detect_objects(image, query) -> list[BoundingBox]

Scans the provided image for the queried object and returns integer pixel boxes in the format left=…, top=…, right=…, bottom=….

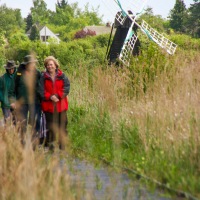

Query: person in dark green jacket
left=14, top=55, right=41, bottom=143
left=0, top=60, right=17, bottom=124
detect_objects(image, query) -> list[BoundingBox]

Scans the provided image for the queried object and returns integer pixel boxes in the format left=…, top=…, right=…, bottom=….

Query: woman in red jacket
left=39, top=56, right=70, bottom=151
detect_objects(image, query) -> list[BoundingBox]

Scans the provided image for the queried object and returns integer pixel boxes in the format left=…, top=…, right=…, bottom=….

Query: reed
left=0, top=123, right=92, bottom=199
left=69, top=49, right=200, bottom=197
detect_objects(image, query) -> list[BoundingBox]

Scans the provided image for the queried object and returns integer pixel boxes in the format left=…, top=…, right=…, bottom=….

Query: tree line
left=0, top=0, right=102, bottom=42
left=0, top=0, right=199, bottom=43
left=169, top=0, right=200, bottom=38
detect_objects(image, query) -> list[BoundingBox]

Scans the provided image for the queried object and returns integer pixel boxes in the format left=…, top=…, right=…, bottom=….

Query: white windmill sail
left=118, top=17, right=138, bottom=66
left=118, top=30, right=138, bottom=66
left=140, top=20, right=177, bottom=55
left=114, top=0, right=148, bottom=25
left=105, top=0, right=178, bottom=66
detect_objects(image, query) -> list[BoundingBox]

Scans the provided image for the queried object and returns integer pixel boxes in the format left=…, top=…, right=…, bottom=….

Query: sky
left=0, top=0, right=194, bottom=22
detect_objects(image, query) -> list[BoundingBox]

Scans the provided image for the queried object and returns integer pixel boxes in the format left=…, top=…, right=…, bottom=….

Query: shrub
left=74, top=28, right=96, bottom=39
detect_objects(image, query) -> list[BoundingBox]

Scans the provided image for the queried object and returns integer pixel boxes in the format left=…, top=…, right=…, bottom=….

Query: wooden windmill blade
left=119, top=20, right=138, bottom=66
left=106, top=0, right=178, bottom=66
left=113, top=0, right=148, bottom=25
left=119, top=30, right=138, bottom=66
left=140, top=20, right=177, bottom=55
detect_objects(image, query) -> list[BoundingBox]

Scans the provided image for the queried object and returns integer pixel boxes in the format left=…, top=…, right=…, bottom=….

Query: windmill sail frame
left=107, top=0, right=177, bottom=66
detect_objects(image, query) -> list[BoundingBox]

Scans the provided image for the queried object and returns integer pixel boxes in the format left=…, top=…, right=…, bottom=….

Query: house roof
left=26, top=24, right=60, bottom=42
left=39, top=26, right=60, bottom=41
left=84, top=25, right=113, bottom=35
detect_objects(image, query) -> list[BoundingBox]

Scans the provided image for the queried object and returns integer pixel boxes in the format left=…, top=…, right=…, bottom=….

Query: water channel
left=59, top=156, right=178, bottom=200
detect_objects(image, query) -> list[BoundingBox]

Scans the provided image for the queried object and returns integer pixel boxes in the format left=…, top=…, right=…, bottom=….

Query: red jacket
left=39, top=69, right=70, bottom=113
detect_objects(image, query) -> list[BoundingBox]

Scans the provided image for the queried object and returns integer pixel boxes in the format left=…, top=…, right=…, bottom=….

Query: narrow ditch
left=59, top=157, right=175, bottom=200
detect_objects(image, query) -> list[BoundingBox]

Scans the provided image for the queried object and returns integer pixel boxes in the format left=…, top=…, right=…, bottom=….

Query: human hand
left=50, top=95, right=59, bottom=102
left=10, top=103, right=16, bottom=109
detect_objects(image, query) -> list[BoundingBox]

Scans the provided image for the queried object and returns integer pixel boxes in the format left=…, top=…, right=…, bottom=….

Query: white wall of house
left=40, top=26, right=61, bottom=44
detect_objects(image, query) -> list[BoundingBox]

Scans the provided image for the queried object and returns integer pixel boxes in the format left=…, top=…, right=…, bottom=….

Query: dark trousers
left=43, top=111, right=68, bottom=148
left=16, top=103, right=41, bottom=135
left=2, top=107, right=16, bottom=125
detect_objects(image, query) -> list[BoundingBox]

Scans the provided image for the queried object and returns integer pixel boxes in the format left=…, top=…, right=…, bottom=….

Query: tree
left=29, top=24, right=40, bottom=41
left=186, top=0, right=200, bottom=37
left=51, top=0, right=75, bottom=26
left=47, top=1, right=102, bottom=41
left=57, top=0, right=69, bottom=8
left=0, top=4, right=25, bottom=37
left=25, top=13, right=33, bottom=32
left=140, top=7, right=168, bottom=33
left=0, top=31, right=6, bottom=46
left=80, top=3, right=102, bottom=26
left=9, top=32, right=29, bottom=45
left=30, top=0, right=51, bottom=25
left=169, top=0, right=188, bottom=32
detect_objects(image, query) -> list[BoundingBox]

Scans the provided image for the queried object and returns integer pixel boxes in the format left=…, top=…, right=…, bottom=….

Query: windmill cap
left=21, top=55, right=38, bottom=65
left=4, top=60, right=17, bottom=69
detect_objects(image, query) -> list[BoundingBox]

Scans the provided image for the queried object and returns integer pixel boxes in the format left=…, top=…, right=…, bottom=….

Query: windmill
left=105, top=0, right=177, bottom=66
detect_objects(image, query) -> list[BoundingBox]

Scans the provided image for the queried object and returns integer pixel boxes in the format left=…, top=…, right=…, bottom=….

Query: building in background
left=27, top=25, right=61, bottom=44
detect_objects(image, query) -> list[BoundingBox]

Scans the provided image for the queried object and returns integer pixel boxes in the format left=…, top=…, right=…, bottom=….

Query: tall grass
left=0, top=46, right=199, bottom=198
left=0, top=124, right=91, bottom=200
left=68, top=49, right=200, bottom=198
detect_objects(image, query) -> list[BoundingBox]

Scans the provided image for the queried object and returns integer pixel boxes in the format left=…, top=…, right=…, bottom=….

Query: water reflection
left=60, top=158, right=172, bottom=200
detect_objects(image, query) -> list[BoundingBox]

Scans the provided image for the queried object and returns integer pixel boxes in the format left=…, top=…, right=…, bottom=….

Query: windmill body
left=107, top=11, right=140, bottom=65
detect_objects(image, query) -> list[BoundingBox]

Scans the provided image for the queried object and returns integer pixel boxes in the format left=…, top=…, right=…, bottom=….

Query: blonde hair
left=44, top=56, right=60, bottom=68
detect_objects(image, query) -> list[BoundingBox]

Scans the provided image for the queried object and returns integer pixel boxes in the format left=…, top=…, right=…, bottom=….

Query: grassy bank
left=68, top=49, right=200, bottom=198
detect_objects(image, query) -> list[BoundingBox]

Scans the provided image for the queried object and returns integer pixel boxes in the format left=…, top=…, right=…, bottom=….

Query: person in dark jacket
left=39, top=56, right=70, bottom=152
left=14, top=55, right=41, bottom=144
left=0, top=60, right=17, bottom=124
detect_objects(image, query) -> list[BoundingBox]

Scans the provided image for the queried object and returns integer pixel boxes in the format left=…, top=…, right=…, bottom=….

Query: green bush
left=170, top=34, right=200, bottom=50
